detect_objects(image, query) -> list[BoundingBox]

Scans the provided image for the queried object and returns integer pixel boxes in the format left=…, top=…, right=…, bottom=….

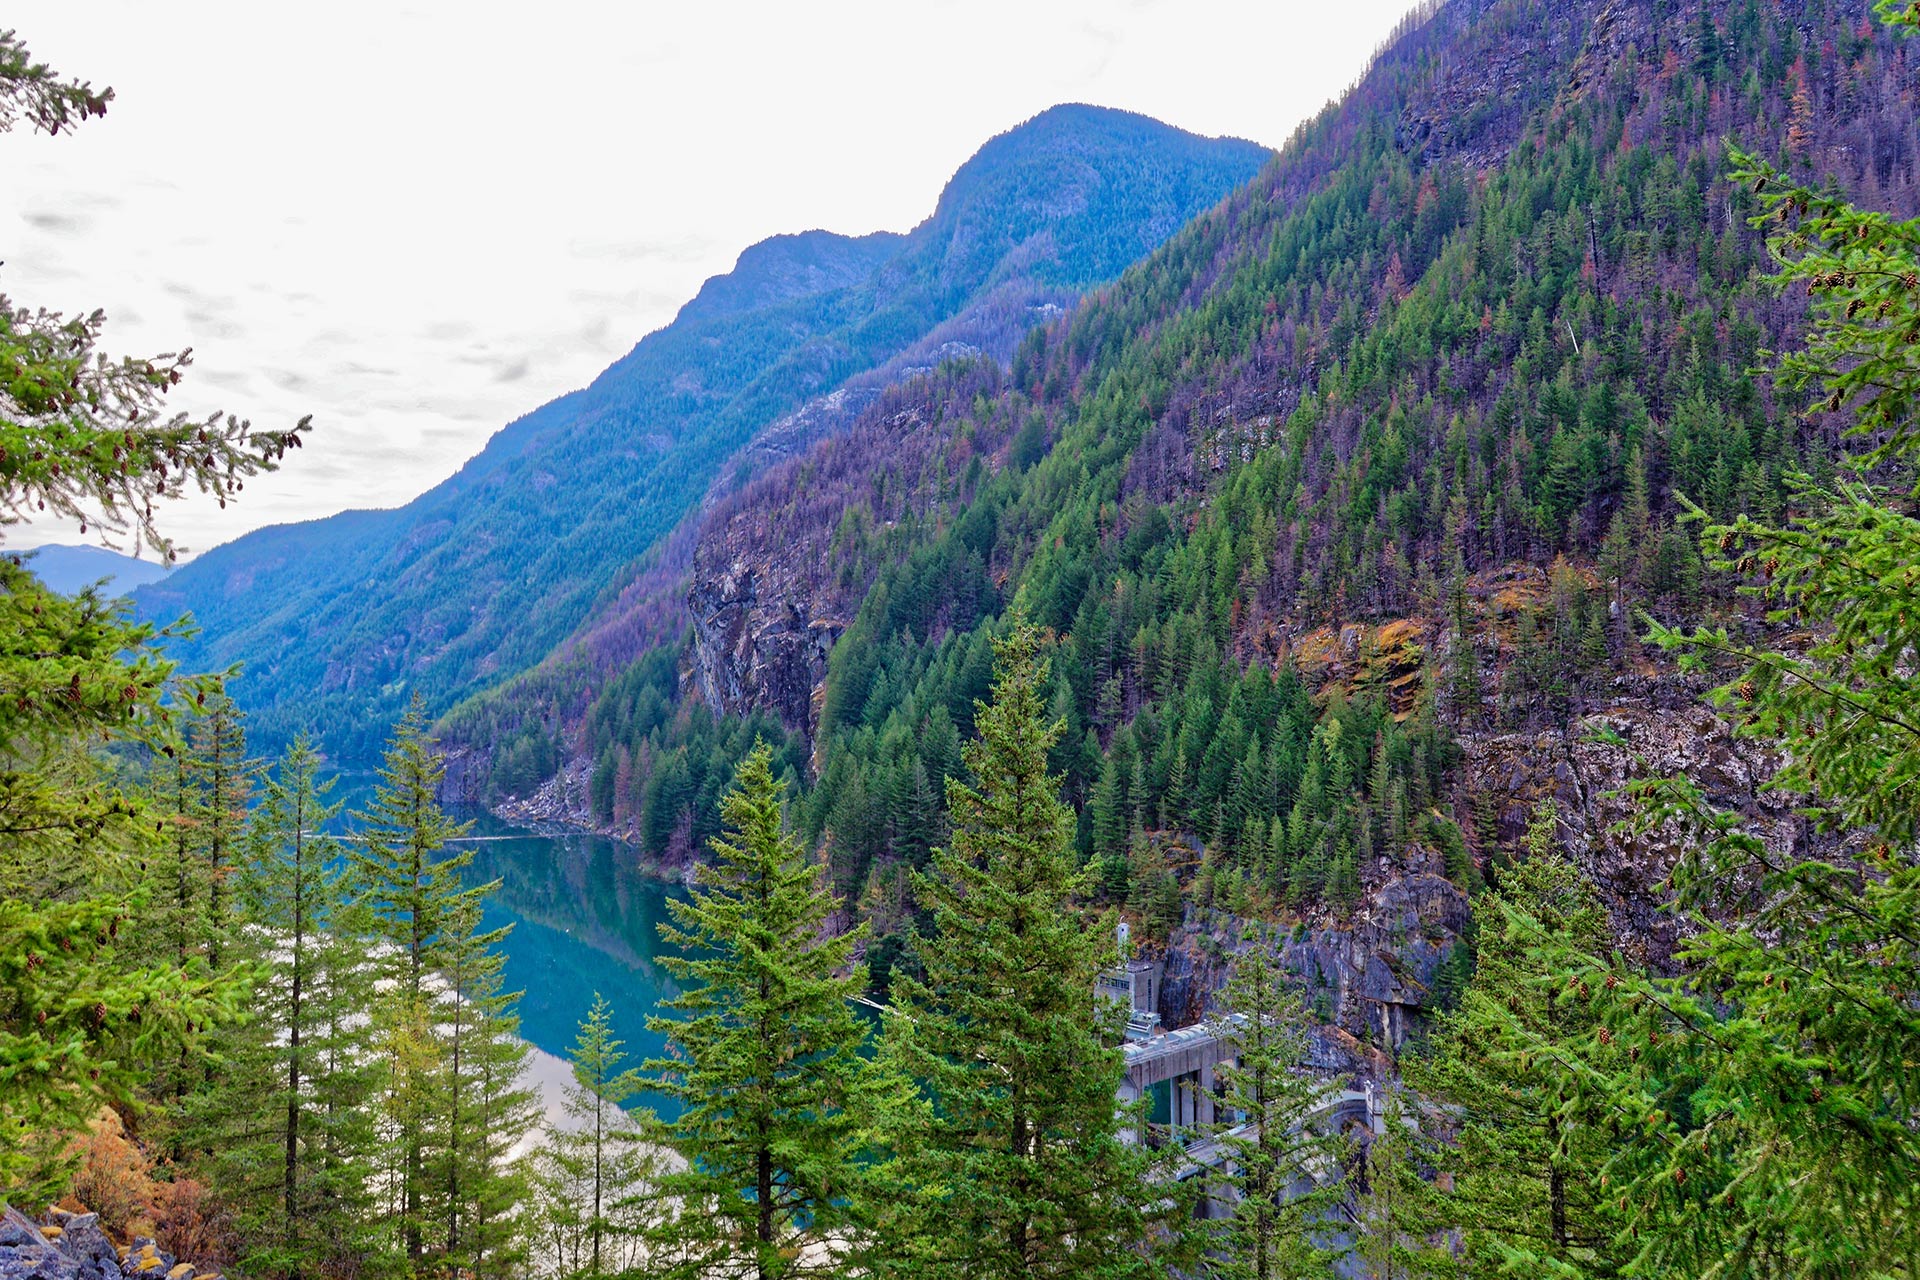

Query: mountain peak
left=677, top=229, right=906, bottom=327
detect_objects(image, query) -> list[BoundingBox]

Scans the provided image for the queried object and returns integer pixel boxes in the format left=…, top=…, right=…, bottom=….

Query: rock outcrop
left=685, top=552, right=849, bottom=742
left=0, top=1208, right=214, bottom=1280
left=1157, top=861, right=1472, bottom=1083
left=1460, top=698, right=1803, bottom=968
left=1153, top=681, right=1809, bottom=1081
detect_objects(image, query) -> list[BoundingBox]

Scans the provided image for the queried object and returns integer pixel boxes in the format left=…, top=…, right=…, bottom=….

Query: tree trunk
left=757, top=1146, right=774, bottom=1280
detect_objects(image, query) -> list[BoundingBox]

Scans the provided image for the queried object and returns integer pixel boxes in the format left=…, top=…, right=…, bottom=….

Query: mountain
left=442, top=0, right=1920, bottom=1061
left=137, top=105, right=1272, bottom=760
left=21, top=543, right=172, bottom=596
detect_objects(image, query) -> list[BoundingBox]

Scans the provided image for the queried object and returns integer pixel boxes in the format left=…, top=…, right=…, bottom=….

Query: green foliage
left=874, top=620, right=1180, bottom=1278
left=1349, top=1094, right=1456, bottom=1280
left=1200, top=935, right=1348, bottom=1280
left=0, top=28, right=298, bottom=1199
left=0, top=34, right=305, bottom=560
left=1409, top=804, right=1626, bottom=1278
left=350, top=698, right=535, bottom=1272
left=1462, top=35, right=1920, bottom=1274
left=153, top=111, right=1269, bottom=762
left=205, top=736, right=387, bottom=1279
left=700, top=0, right=1892, bottom=977
left=646, top=743, right=871, bottom=1279
left=529, top=995, right=663, bottom=1280
left=433, top=893, right=538, bottom=1280
left=351, top=696, right=485, bottom=1004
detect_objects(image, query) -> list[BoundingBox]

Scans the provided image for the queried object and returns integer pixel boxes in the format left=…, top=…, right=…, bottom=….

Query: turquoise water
left=453, top=811, right=689, bottom=1115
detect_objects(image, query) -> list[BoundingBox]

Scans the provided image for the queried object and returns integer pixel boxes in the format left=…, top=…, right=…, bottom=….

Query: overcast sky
left=5, top=0, right=1421, bottom=557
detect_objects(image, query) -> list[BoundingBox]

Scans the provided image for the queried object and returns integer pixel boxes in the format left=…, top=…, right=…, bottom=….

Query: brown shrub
left=150, top=1177, right=237, bottom=1273
left=67, top=1108, right=157, bottom=1239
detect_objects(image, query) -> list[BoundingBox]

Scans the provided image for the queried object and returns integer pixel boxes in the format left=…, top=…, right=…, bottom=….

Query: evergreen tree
left=161, top=695, right=258, bottom=1154
left=1200, top=935, right=1347, bottom=1280
left=217, top=736, right=386, bottom=1279
left=189, top=694, right=252, bottom=972
left=0, top=25, right=304, bottom=1194
left=1483, top=127, right=1920, bottom=1280
left=1349, top=1095, right=1454, bottom=1280
left=350, top=695, right=487, bottom=1266
left=431, top=893, right=536, bottom=1279
left=646, top=742, right=871, bottom=1280
left=531, top=995, right=663, bottom=1279
left=1409, top=803, right=1624, bottom=1277
left=876, top=619, right=1179, bottom=1278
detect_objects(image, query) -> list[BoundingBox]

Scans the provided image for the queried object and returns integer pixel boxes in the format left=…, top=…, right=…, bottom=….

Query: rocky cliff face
left=1156, top=866, right=1471, bottom=1083
left=1153, top=687, right=1806, bottom=1082
left=1460, top=697, right=1803, bottom=968
left=685, top=552, right=850, bottom=741
left=683, top=365, right=1016, bottom=749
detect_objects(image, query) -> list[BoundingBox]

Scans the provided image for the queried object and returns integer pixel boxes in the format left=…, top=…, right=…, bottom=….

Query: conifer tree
left=432, top=892, right=536, bottom=1279
left=1200, top=935, right=1347, bottom=1280
left=216, top=736, right=386, bottom=1279
left=1408, top=803, right=1624, bottom=1277
left=161, top=695, right=258, bottom=1158
left=532, top=995, right=663, bottom=1279
left=351, top=695, right=489, bottom=1265
left=0, top=28, right=303, bottom=1197
left=1480, top=120, right=1920, bottom=1278
left=1349, top=1095, right=1453, bottom=1280
left=188, top=695, right=252, bottom=972
left=646, top=742, right=871, bottom=1280
left=876, top=618, right=1178, bottom=1279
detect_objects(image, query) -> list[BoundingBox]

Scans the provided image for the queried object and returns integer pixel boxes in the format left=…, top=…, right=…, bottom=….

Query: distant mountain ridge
left=138, top=104, right=1271, bottom=759
left=21, top=544, right=171, bottom=597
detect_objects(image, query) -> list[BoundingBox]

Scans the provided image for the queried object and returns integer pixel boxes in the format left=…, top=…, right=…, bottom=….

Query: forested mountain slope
left=445, top=0, right=1920, bottom=1032
left=137, top=105, right=1270, bottom=760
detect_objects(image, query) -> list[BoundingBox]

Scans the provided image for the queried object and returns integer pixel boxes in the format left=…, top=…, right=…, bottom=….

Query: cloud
left=198, top=368, right=255, bottom=393
left=0, top=0, right=1422, bottom=554
left=565, top=286, right=636, bottom=310
left=566, top=233, right=715, bottom=264
left=183, top=306, right=244, bottom=340
left=577, top=314, right=613, bottom=349
left=23, top=209, right=89, bottom=235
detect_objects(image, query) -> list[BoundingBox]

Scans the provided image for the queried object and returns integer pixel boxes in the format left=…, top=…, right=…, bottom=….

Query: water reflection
left=453, top=810, right=688, bottom=1118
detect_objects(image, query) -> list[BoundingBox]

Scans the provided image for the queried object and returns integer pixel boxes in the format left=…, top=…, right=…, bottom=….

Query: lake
left=448, top=808, right=690, bottom=1121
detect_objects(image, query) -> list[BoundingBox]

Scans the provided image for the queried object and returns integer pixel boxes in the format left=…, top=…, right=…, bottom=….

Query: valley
left=7, top=0, right=1920, bottom=1275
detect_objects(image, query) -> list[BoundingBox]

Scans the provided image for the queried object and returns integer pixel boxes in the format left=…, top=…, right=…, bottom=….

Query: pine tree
left=217, top=736, right=386, bottom=1279
left=0, top=31, right=305, bottom=1190
left=646, top=742, right=871, bottom=1280
left=189, top=694, right=252, bottom=973
left=1349, top=1094, right=1454, bottom=1280
left=1479, top=127, right=1920, bottom=1279
left=1200, top=935, right=1347, bottom=1280
left=350, top=695, right=487, bottom=1266
left=162, top=695, right=257, bottom=1157
left=1408, top=803, right=1624, bottom=1277
left=432, top=893, right=536, bottom=1279
left=531, top=995, right=663, bottom=1279
left=875, top=619, right=1179, bottom=1278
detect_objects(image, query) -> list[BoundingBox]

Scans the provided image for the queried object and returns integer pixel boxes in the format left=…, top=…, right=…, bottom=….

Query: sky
left=5, top=0, right=1423, bottom=558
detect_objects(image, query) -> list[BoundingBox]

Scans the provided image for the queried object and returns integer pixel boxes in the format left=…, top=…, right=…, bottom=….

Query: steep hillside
left=448, top=0, right=1920, bottom=1058
left=139, top=105, right=1270, bottom=760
